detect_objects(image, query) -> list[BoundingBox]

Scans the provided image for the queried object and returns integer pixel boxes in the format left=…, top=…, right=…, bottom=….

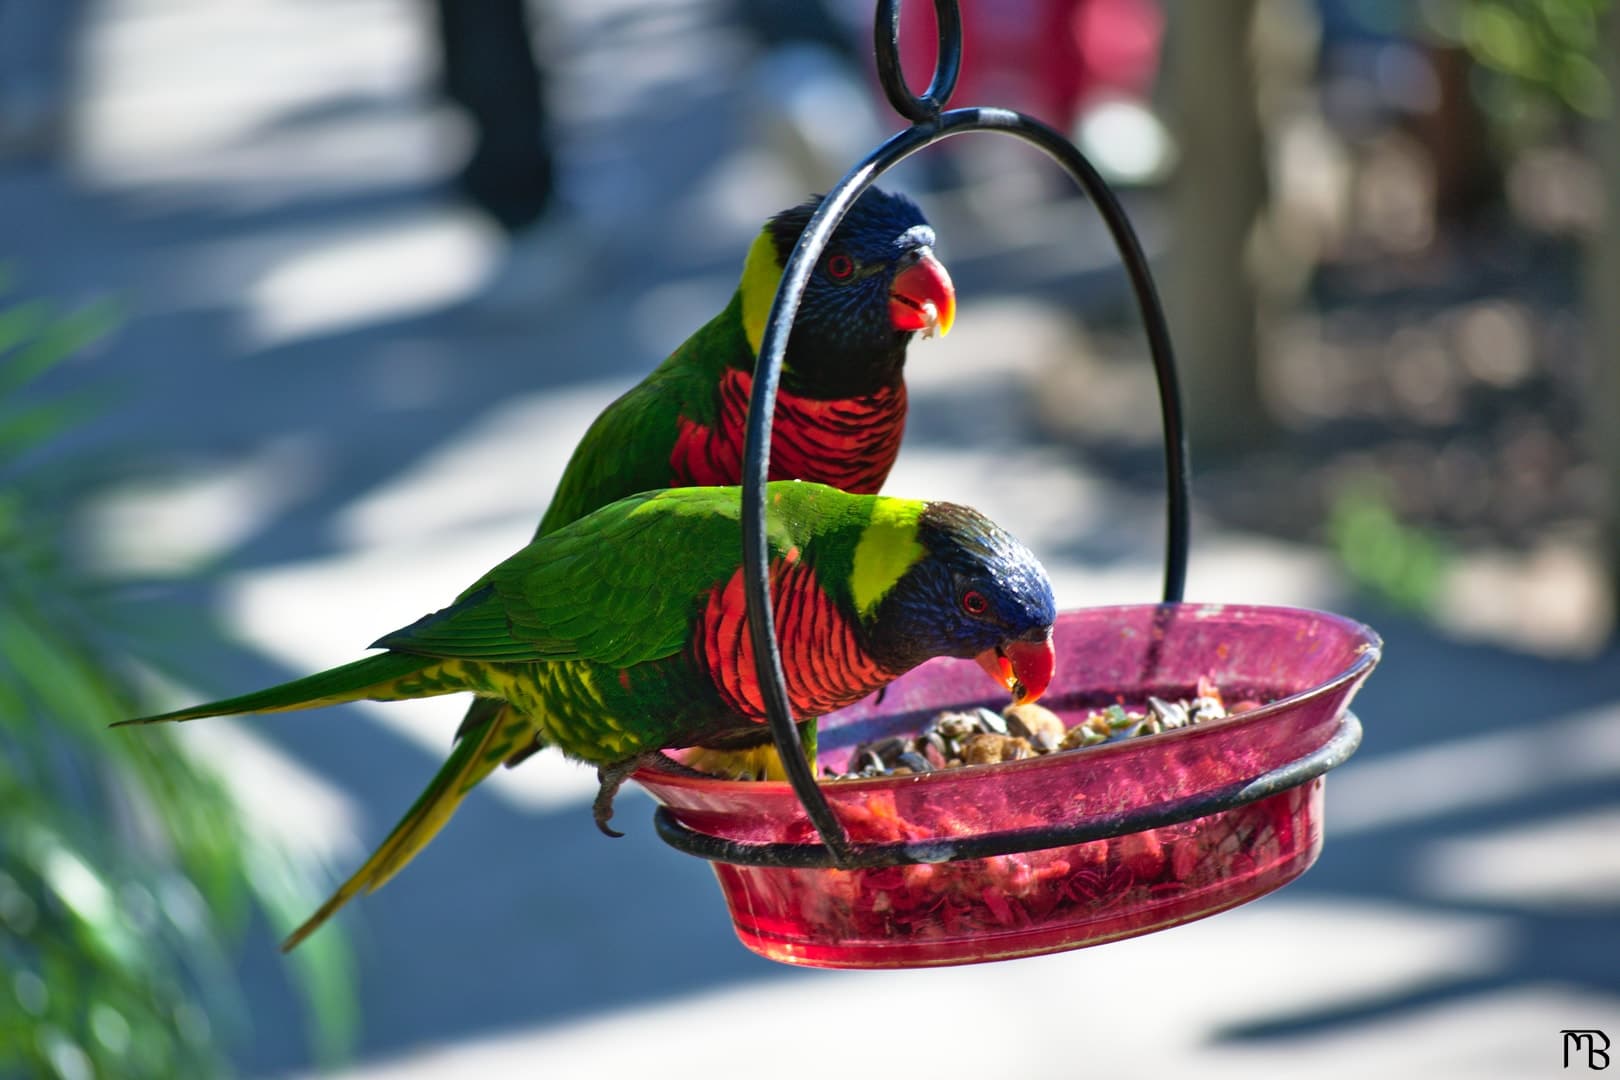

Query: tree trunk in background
left=1162, top=0, right=1271, bottom=455
left=1596, top=5, right=1620, bottom=630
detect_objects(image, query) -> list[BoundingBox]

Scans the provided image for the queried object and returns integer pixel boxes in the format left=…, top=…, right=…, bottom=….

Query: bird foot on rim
left=593, top=753, right=658, bottom=838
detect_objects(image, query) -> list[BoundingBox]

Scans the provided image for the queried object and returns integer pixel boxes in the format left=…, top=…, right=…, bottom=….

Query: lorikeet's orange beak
left=889, top=248, right=955, bottom=338
left=975, top=632, right=1055, bottom=705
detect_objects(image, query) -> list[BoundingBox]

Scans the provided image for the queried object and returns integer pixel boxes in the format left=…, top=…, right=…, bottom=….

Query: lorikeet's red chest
left=670, top=368, right=906, bottom=496
left=693, top=553, right=891, bottom=720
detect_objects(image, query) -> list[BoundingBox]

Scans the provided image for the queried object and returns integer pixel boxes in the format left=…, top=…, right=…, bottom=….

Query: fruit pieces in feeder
left=835, top=676, right=1263, bottom=779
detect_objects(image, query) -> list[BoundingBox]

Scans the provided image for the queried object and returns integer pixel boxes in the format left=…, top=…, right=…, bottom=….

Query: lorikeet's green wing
left=284, top=487, right=814, bottom=952
left=262, top=526, right=693, bottom=957
left=534, top=298, right=749, bottom=538
left=383, top=485, right=796, bottom=668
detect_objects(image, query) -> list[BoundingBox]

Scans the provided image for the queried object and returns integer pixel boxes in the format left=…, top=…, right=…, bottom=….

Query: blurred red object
left=897, top=0, right=1163, bottom=130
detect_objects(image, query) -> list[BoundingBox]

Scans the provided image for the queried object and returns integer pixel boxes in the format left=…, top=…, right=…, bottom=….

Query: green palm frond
left=0, top=272, right=356, bottom=1078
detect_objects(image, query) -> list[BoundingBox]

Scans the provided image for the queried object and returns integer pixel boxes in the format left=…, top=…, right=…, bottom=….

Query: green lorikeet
left=118, top=482, right=1056, bottom=950
left=457, top=186, right=958, bottom=777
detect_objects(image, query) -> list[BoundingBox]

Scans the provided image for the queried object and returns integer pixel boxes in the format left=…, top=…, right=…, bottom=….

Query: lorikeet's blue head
left=744, top=187, right=956, bottom=398
left=863, top=500, right=1057, bottom=704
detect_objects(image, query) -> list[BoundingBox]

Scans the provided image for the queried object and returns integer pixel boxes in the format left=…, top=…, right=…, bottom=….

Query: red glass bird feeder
left=633, top=0, right=1381, bottom=968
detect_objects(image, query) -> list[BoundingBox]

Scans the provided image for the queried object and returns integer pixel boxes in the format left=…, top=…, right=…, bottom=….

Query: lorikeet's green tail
left=113, top=652, right=442, bottom=726
left=112, top=652, right=534, bottom=951
left=280, top=702, right=531, bottom=952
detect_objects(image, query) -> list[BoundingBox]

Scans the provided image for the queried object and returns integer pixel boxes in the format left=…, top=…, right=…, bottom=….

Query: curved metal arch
left=738, top=2, right=1191, bottom=868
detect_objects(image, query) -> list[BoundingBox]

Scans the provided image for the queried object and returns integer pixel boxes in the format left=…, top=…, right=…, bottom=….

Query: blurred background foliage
left=1326, top=479, right=1453, bottom=611
left=0, top=269, right=355, bottom=1078
left=1431, top=0, right=1611, bottom=121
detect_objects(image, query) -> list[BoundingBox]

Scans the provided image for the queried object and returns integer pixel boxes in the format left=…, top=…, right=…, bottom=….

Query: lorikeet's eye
left=826, top=253, right=855, bottom=281
left=960, top=590, right=989, bottom=616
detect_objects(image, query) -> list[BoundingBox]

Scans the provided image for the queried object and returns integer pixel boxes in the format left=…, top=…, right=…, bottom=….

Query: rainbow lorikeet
left=537, top=186, right=956, bottom=536
left=457, top=186, right=958, bottom=777
left=118, top=482, right=1056, bottom=950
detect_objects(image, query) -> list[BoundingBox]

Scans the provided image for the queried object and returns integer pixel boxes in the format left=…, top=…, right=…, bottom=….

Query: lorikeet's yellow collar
left=739, top=229, right=781, bottom=357
left=850, top=498, right=926, bottom=617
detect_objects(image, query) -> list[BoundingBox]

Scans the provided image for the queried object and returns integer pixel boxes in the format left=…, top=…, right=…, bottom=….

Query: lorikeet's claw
left=594, top=753, right=658, bottom=838
left=889, top=248, right=955, bottom=339
left=975, top=630, right=1056, bottom=705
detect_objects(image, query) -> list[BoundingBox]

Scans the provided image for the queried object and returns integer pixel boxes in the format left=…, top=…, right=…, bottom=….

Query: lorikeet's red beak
left=889, top=248, right=955, bottom=338
left=975, top=632, right=1055, bottom=705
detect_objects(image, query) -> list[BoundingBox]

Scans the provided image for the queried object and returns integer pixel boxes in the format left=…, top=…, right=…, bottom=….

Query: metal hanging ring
left=739, top=0, right=1190, bottom=870
left=873, top=0, right=963, bottom=122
